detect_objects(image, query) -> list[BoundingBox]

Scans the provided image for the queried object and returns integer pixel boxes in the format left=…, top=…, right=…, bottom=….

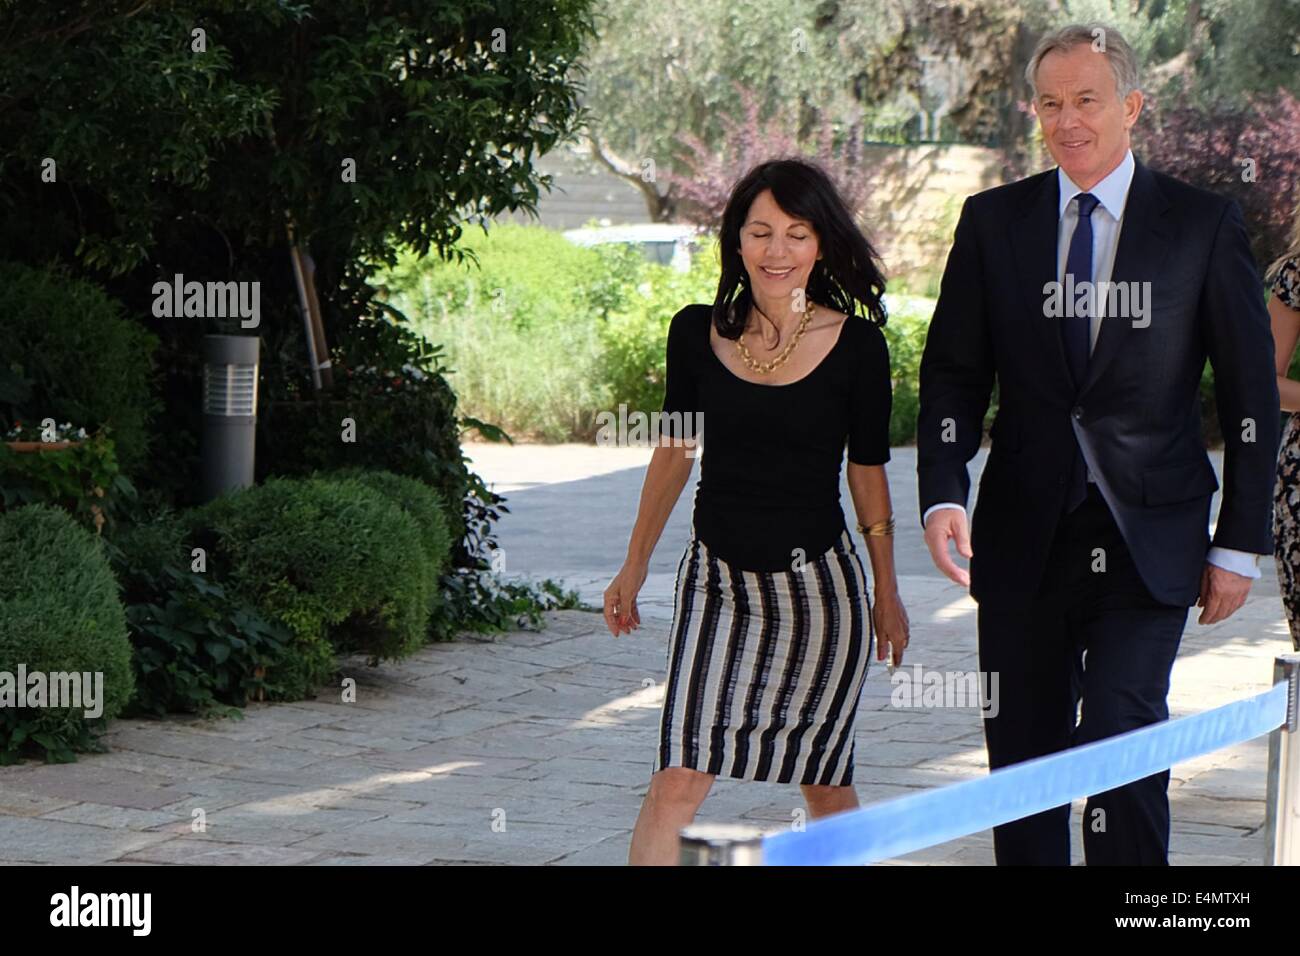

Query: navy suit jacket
left=917, top=157, right=1280, bottom=607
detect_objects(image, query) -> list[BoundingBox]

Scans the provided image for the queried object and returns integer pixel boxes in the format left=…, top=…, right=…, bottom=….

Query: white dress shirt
left=923, top=149, right=1260, bottom=579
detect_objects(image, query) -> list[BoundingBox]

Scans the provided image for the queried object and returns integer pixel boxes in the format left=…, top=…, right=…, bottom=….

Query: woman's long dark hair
left=712, top=158, right=887, bottom=341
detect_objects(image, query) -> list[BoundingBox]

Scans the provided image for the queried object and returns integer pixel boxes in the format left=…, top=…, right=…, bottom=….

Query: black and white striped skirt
left=654, top=528, right=874, bottom=786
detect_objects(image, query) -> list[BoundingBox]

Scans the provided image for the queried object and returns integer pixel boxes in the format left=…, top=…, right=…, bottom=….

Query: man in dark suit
left=916, top=22, right=1280, bottom=865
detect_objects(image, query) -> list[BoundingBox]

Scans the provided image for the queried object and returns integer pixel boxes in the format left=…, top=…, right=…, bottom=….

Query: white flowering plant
left=3, top=419, right=91, bottom=443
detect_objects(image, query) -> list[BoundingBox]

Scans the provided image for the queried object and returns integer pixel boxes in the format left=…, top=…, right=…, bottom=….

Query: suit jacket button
left=1072, top=406, right=1083, bottom=419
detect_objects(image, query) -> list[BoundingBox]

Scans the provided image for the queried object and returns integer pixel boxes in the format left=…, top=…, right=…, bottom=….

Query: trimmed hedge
left=0, top=505, right=134, bottom=762
left=187, top=476, right=438, bottom=696
left=322, top=467, right=453, bottom=577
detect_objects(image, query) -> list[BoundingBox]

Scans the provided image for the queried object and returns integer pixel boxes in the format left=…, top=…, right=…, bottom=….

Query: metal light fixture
left=200, top=334, right=259, bottom=501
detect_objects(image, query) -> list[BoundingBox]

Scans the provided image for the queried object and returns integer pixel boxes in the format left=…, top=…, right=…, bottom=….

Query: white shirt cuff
left=922, top=502, right=966, bottom=528
left=1206, top=546, right=1262, bottom=579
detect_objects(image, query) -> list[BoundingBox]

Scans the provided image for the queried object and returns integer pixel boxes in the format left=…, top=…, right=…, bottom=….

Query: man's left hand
left=1196, top=562, right=1254, bottom=625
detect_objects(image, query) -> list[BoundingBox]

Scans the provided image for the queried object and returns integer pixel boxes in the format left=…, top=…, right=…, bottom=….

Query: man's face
left=1034, top=43, right=1142, bottom=189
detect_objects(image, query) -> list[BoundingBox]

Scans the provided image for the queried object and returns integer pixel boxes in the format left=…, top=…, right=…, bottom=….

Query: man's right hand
left=923, top=508, right=972, bottom=587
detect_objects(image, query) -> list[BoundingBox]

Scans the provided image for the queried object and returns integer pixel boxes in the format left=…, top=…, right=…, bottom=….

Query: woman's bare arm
left=846, top=462, right=898, bottom=596
left=846, top=461, right=910, bottom=663
left=624, top=438, right=697, bottom=567
left=605, top=436, right=698, bottom=636
left=1271, top=293, right=1300, bottom=413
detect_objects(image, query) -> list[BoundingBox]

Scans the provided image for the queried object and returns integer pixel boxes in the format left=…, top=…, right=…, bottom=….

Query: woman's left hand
left=872, top=587, right=910, bottom=666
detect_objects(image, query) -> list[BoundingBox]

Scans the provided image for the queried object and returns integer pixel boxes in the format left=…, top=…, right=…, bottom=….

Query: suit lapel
left=1009, top=170, right=1074, bottom=393
left=1078, top=159, right=1173, bottom=397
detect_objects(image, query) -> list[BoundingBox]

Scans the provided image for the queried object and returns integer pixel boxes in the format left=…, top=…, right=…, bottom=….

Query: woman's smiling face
left=738, top=189, right=820, bottom=309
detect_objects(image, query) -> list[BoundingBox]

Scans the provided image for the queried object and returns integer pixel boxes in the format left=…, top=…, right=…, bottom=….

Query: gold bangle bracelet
left=857, top=517, right=895, bottom=537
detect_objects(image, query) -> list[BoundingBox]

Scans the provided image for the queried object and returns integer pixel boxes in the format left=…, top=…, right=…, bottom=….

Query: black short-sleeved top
left=660, top=302, right=892, bottom=572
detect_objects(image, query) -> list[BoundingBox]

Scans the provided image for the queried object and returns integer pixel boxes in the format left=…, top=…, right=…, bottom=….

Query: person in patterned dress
left=1269, top=199, right=1300, bottom=651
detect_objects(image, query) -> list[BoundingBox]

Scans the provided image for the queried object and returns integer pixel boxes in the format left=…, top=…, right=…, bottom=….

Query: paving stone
left=79, top=749, right=239, bottom=782
left=1161, top=830, right=1266, bottom=860
left=385, top=793, right=588, bottom=828
left=39, top=803, right=187, bottom=830
left=0, top=815, right=174, bottom=864
left=118, top=837, right=324, bottom=866
left=293, top=728, right=442, bottom=752
left=157, top=776, right=343, bottom=806
left=1178, top=762, right=1274, bottom=802
left=438, top=727, right=599, bottom=762
left=96, top=727, right=326, bottom=772
left=511, top=755, right=646, bottom=787
left=144, top=821, right=323, bottom=846
left=188, top=800, right=393, bottom=834
left=870, top=719, right=983, bottom=744
left=6, top=765, right=188, bottom=811
left=308, top=852, right=435, bottom=866
left=365, top=746, right=544, bottom=780
left=854, top=740, right=980, bottom=769
left=288, top=821, right=479, bottom=860
left=1166, top=793, right=1267, bottom=830
left=359, top=706, right=525, bottom=742
left=850, top=709, right=926, bottom=732
left=0, top=788, right=79, bottom=817
left=551, top=831, right=632, bottom=866
left=415, top=670, right=549, bottom=700
left=438, top=654, right=559, bottom=679
left=474, top=645, right=610, bottom=672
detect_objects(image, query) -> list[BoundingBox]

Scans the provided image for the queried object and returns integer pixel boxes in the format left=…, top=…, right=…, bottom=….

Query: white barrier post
left=678, top=823, right=765, bottom=865
left=1264, top=654, right=1300, bottom=865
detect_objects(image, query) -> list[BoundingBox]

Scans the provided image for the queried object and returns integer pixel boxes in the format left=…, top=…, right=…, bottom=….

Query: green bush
left=322, top=468, right=454, bottom=578
left=105, top=513, right=296, bottom=716
left=187, top=477, right=437, bottom=695
left=0, top=261, right=159, bottom=474
left=598, top=243, right=722, bottom=419
left=256, top=307, right=563, bottom=637
left=317, top=467, right=456, bottom=637
left=0, top=505, right=134, bottom=763
left=379, top=223, right=708, bottom=441
left=381, top=221, right=641, bottom=332
left=879, top=296, right=932, bottom=447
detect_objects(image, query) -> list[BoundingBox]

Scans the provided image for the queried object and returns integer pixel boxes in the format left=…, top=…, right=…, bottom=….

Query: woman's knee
left=649, top=766, right=715, bottom=808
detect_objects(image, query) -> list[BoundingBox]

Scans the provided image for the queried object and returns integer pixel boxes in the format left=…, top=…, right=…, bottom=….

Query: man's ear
left=1124, top=89, right=1144, bottom=129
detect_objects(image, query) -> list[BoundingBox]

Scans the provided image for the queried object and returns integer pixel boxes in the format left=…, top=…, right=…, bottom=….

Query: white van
left=561, top=223, right=702, bottom=273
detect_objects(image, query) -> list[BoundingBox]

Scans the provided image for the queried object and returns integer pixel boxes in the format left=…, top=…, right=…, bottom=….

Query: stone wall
left=859, top=143, right=1006, bottom=293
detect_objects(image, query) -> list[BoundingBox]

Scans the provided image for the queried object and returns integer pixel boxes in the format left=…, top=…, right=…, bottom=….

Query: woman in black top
left=604, top=158, right=910, bottom=865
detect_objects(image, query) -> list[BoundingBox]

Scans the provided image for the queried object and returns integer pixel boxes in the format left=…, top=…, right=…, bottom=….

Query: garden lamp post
left=200, top=334, right=259, bottom=502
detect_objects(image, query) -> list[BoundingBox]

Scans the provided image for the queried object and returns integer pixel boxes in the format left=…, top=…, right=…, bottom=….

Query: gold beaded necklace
left=734, top=301, right=816, bottom=374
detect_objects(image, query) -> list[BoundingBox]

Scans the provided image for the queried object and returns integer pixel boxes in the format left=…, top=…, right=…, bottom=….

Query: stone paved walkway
left=0, top=444, right=1293, bottom=865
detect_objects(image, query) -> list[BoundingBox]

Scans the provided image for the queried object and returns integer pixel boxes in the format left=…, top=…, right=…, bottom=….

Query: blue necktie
left=1063, top=192, right=1099, bottom=514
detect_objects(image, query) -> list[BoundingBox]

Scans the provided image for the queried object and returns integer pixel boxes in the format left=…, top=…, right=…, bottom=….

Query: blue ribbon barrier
left=762, top=681, right=1290, bottom=866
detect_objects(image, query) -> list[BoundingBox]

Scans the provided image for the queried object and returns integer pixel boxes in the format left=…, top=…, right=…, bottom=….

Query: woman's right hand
left=604, top=562, right=648, bottom=637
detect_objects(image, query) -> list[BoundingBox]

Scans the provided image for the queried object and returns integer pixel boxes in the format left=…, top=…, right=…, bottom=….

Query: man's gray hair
left=1025, top=23, right=1141, bottom=98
